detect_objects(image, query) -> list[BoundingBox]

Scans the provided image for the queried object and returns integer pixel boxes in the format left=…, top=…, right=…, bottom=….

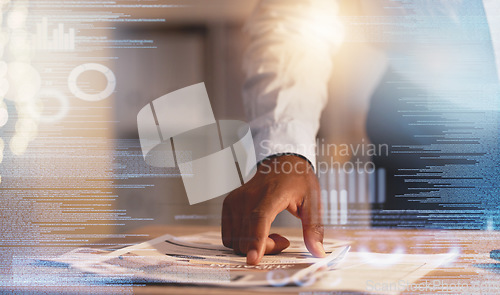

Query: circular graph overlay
left=35, top=88, right=69, bottom=123
left=68, top=63, right=116, bottom=101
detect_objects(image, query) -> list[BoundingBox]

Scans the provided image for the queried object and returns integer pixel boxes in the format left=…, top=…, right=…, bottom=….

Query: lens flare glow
left=10, top=135, right=29, bottom=155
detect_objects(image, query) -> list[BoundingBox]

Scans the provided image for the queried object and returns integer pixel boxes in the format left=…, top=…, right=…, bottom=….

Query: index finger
left=299, top=191, right=325, bottom=258
left=244, top=209, right=273, bottom=265
left=244, top=195, right=288, bottom=265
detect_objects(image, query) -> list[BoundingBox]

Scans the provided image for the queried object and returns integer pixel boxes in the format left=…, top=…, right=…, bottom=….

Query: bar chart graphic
left=319, top=167, right=386, bottom=226
left=34, top=17, right=75, bottom=52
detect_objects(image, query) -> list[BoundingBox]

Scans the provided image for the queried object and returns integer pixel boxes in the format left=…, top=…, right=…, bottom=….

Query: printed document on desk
left=45, top=231, right=456, bottom=291
left=46, top=231, right=351, bottom=287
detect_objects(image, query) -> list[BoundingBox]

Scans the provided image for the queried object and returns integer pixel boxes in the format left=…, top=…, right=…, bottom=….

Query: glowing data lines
left=137, top=83, right=257, bottom=205
left=68, top=63, right=116, bottom=101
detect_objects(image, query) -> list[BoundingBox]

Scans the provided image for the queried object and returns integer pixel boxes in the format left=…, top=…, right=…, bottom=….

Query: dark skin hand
left=222, top=154, right=325, bottom=265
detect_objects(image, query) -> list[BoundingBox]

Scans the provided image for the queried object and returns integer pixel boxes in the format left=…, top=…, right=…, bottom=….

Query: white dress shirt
left=242, top=0, right=500, bottom=170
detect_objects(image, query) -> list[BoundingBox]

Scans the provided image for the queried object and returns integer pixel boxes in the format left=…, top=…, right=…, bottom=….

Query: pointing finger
left=299, top=192, right=325, bottom=258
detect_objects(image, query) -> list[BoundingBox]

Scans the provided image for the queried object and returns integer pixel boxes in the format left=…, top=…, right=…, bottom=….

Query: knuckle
left=310, top=223, right=324, bottom=236
left=249, top=209, right=269, bottom=223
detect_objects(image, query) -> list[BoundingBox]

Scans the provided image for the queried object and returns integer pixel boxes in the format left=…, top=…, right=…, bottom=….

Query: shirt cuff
left=251, top=120, right=318, bottom=171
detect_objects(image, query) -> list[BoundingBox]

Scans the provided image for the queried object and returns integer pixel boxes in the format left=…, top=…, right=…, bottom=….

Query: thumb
left=299, top=194, right=325, bottom=258
left=265, top=233, right=290, bottom=254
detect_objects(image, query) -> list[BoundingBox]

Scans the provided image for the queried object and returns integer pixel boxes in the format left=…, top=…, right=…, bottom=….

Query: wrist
left=258, top=154, right=315, bottom=176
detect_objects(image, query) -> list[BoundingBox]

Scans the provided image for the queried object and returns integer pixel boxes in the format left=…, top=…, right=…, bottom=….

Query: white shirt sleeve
left=242, top=0, right=343, bottom=170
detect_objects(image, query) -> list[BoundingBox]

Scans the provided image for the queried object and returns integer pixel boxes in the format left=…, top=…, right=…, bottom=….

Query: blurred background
left=111, top=1, right=258, bottom=231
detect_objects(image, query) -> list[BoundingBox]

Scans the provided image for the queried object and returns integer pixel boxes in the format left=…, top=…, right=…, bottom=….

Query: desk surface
left=3, top=225, right=500, bottom=294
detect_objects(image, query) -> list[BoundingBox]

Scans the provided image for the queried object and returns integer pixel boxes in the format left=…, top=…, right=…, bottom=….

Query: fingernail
left=316, top=242, right=326, bottom=257
left=247, top=249, right=258, bottom=265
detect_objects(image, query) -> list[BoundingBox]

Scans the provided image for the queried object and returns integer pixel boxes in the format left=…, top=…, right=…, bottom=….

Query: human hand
left=221, top=154, right=325, bottom=265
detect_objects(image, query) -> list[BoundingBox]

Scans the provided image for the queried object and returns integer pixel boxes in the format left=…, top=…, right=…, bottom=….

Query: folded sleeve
left=242, top=0, right=343, bottom=170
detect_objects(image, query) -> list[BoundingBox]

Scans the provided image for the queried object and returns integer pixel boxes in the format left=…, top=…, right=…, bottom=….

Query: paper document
left=311, top=251, right=457, bottom=294
left=46, top=231, right=351, bottom=287
left=45, top=231, right=456, bottom=292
